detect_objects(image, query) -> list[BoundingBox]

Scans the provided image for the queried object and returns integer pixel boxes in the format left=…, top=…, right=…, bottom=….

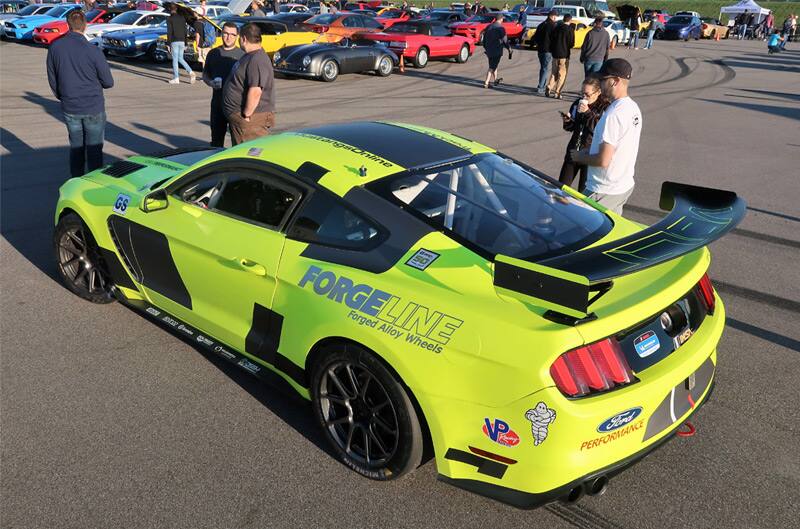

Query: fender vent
left=102, top=160, right=146, bottom=178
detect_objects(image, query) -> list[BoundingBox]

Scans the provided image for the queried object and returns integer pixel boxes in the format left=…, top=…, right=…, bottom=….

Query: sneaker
left=167, top=78, right=180, bottom=84
left=189, top=72, right=196, bottom=84
left=537, top=88, right=545, bottom=95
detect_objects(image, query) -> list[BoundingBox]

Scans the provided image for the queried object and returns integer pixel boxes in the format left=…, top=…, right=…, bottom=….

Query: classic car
left=273, top=38, right=397, bottom=81
left=33, top=7, right=125, bottom=45
left=102, top=22, right=169, bottom=60
left=302, top=12, right=383, bottom=43
left=360, top=20, right=473, bottom=68
left=450, top=12, right=524, bottom=45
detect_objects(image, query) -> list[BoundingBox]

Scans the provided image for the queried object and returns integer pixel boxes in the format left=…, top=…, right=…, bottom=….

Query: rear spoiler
left=493, top=182, right=746, bottom=322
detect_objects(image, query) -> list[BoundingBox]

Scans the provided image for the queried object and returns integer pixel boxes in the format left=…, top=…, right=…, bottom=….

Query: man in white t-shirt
left=571, top=58, right=642, bottom=215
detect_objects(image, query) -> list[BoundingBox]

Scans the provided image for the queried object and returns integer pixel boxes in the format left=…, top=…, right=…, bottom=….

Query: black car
left=273, top=38, right=398, bottom=82
left=422, top=10, right=468, bottom=24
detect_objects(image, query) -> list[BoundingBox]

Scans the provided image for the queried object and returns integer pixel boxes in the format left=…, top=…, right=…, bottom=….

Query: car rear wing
left=493, top=182, right=746, bottom=322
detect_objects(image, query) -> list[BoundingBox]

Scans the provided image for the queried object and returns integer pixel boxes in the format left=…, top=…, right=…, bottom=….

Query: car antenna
left=359, top=165, right=368, bottom=177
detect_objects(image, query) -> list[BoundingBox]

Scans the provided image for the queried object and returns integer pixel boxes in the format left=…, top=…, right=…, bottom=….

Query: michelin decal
left=525, top=402, right=557, bottom=446
left=298, top=265, right=463, bottom=353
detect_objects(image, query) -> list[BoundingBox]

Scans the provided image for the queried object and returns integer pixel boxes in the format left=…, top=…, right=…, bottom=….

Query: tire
left=320, top=59, right=338, bottom=82
left=456, top=43, right=469, bottom=63
left=54, top=213, right=115, bottom=304
left=311, top=343, right=424, bottom=480
left=149, top=43, right=167, bottom=63
left=376, top=55, right=393, bottom=77
left=477, top=31, right=484, bottom=46
left=413, top=46, right=428, bottom=68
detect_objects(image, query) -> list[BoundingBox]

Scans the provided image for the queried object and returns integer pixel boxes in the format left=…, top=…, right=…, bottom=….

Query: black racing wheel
left=54, top=213, right=115, bottom=304
left=311, top=343, right=424, bottom=480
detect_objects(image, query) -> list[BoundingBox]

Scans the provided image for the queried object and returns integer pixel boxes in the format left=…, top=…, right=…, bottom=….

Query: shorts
left=486, top=53, right=502, bottom=70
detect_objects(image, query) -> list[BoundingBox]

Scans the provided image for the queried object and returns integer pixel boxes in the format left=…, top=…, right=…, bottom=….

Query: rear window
left=306, top=13, right=339, bottom=25
left=367, top=153, right=611, bottom=260
left=386, top=22, right=422, bottom=33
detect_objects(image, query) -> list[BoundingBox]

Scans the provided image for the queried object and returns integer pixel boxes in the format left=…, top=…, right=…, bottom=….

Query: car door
left=109, top=163, right=302, bottom=352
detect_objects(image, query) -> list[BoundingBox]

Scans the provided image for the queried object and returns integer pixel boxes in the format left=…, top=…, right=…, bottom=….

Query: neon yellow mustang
left=53, top=122, right=745, bottom=508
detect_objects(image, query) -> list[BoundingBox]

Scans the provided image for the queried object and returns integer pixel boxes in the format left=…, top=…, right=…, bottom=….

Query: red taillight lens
left=549, top=338, right=634, bottom=398
left=702, top=23, right=708, bottom=29
left=697, top=273, right=715, bottom=314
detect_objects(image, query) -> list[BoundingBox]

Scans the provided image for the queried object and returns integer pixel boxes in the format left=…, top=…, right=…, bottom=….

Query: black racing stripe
left=299, top=187, right=434, bottom=274
left=297, top=122, right=470, bottom=169
left=107, top=216, right=192, bottom=309
left=445, top=448, right=507, bottom=479
left=245, top=303, right=284, bottom=364
left=98, top=247, right=137, bottom=290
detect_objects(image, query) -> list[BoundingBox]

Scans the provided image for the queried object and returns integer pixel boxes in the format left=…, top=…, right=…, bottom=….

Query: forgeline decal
left=293, top=133, right=398, bottom=168
left=524, top=402, right=556, bottom=446
left=597, top=407, right=643, bottom=433
left=482, top=418, right=520, bottom=447
left=581, top=419, right=644, bottom=451
left=298, top=265, right=463, bottom=354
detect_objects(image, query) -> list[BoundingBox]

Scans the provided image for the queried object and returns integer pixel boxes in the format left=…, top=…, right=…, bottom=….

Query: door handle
left=234, top=258, right=267, bottom=276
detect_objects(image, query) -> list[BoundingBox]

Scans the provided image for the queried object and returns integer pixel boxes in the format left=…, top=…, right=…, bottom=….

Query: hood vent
left=101, top=160, right=146, bottom=178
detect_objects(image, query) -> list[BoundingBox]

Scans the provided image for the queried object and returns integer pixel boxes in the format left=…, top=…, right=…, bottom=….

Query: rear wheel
left=149, top=43, right=167, bottom=63
left=456, top=43, right=469, bottom=63
left=320, top=59, right=339, bottom=82
left=477, top=31, right=484, bottom=45
left=311, top=343, right=424, bottom=480
left=413, top=46, right=429, bottom=68
left=54, top=213, right=115, bottom=304
left=376, top=55, right=393, bottom=77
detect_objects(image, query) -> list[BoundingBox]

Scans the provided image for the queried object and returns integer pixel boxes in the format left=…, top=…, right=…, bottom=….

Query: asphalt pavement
left=1, top=38, right=799, bottom=529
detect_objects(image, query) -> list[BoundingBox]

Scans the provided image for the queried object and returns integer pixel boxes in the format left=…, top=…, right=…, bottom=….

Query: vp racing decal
left=482, top=418, right=520, bottom=447
left=298, top=265, right=463, bottom=353
left=525, top=402, right=556, bottom=446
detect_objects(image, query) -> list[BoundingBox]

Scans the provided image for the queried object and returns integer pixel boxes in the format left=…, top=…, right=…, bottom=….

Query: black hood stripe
left=296, top=122, right=471, bottom=169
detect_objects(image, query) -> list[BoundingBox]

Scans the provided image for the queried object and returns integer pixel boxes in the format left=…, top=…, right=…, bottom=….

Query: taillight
left=550, top=338, right=635, bottom=398
left=697, top=273, right=715, bottom=314
left=702, top=23, right=708, bottom=29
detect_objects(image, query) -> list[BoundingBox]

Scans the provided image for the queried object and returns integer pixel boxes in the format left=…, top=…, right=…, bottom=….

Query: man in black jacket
left=546, top=14, right=575, bottom=99
left=167, top=3, right=195, bottom=84
left=46, top=10, right=114, bottom=177
left=534, top=10, right=558, bottom=95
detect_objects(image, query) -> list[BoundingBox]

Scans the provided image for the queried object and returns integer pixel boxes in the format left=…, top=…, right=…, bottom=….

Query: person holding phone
left=558, top=76, right=608, bottom=191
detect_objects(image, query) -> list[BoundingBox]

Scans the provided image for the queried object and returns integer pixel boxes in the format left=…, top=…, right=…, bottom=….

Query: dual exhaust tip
left=562, top=475, right=609, bottom=503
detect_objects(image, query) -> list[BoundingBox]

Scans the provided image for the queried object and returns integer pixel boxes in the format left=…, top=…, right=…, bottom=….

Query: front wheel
left=456, top=43, right=469, bottom=63
left=54, top=213, right=115, bottom=304
left=311, top=343, right=424, bottom=480
left=413, top=46, right=428, bottom=68
left=149, top=43, right=168, bottom=63
left=376, top=55, right=393, bottom=77
left=320, top=59, right=339, bottom=82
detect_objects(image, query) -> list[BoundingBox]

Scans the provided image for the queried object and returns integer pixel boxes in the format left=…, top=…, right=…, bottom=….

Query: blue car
left=661, top=14, right=702, bottom=41
left=101, top=22, right=168, bottom=61
left=3, top=3, right=79, bottom=40
left=2, top=3, right=54, bottom=39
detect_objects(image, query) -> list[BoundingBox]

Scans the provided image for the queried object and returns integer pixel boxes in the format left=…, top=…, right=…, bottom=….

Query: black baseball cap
left=598, top=58, right=633, bottom=80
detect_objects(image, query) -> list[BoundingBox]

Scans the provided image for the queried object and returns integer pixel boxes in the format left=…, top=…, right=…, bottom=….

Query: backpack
left=202, top=21, right=216, bottom=48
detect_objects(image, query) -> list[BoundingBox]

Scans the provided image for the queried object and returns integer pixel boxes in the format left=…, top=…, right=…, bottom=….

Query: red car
left=450, top=12, right=523, bottom=45
left=375, top=9, right=414, bottom=29
left=33, top=7, right=124, bottom=45
left=360, top=21, right=474, bottom=68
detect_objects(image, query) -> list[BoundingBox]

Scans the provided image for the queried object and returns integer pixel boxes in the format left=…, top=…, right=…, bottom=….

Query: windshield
left=306, top=13, right=338, bottom=25
left=668, top=16, right=692, bottom=24
left=44, top=5, right=74, bottom=18
left=386, top=22, right=420, bottom=33
left=426, top=12, right=453, bottom=20
left=17, top=5, right=42, bottom=16
left=467, top=14, right=494, bottom=23
left=379, top=10, right=404, bottom=18
left=368, top=153, right=611, bottom=260
left=109, top=11, right=141, bottom=25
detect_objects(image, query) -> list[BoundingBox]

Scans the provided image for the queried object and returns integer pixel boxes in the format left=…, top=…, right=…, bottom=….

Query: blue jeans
left=171, top=41, right=192, bottom=79
left=644, top=29, right=655, bottom=48
left=584, top=60, right=603, bottom=75
left=63, top=111, right=106, bottom=177
left=628, top=31, right=639, bottom=48
left=537, top=51, right=552, bottom=91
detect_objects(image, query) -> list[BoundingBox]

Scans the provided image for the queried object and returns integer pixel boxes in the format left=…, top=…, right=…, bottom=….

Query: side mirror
left=141, top=188, right=169, bottom=213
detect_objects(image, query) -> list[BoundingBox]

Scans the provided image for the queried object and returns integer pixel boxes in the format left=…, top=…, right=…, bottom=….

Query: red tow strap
left=677, top=421, right=696, bottom=437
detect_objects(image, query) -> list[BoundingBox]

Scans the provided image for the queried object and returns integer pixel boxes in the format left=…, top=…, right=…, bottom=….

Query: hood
left=615, top=4, right=640, bottom=20
left=227, top=0, right=250, bottom=15
left=106, top=26, right=166, bottom=39
left=86, top=22, right=134, bottom=35
left=665, top=20, right=691, bottom=28
left=279, top=42, right=338, bottom=60
left=12, top=14, right=53, bottom=26
left=36, top=20, right=64, bottom=30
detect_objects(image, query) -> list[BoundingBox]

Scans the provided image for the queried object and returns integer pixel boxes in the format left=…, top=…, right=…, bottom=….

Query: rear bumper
left=439, top=379, right=715, bottom=509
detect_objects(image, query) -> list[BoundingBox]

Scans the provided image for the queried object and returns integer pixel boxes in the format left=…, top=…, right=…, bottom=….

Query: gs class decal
left=525, top=402, right=556, bottom=446
left=113, top=193, right=131, bottom=215
left=482, top=418, right=520, bottom=447
left=298, top=265, right=463, bottom=354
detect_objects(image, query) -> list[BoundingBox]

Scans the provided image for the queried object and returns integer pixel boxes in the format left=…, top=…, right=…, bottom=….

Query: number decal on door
left=113, top=193, right=131, bottom=215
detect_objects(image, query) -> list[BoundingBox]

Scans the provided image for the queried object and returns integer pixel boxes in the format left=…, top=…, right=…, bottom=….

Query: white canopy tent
left=719, top=0, right=770, bottom=23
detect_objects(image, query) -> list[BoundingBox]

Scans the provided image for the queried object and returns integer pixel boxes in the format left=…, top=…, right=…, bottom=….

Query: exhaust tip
left=584, top=475, right=609, bottom=497
left=562, top=485, right=584, bottom=503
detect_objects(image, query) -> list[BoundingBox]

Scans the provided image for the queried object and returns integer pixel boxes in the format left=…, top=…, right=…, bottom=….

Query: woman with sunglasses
left=558, top=76, right=609, bottom=191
